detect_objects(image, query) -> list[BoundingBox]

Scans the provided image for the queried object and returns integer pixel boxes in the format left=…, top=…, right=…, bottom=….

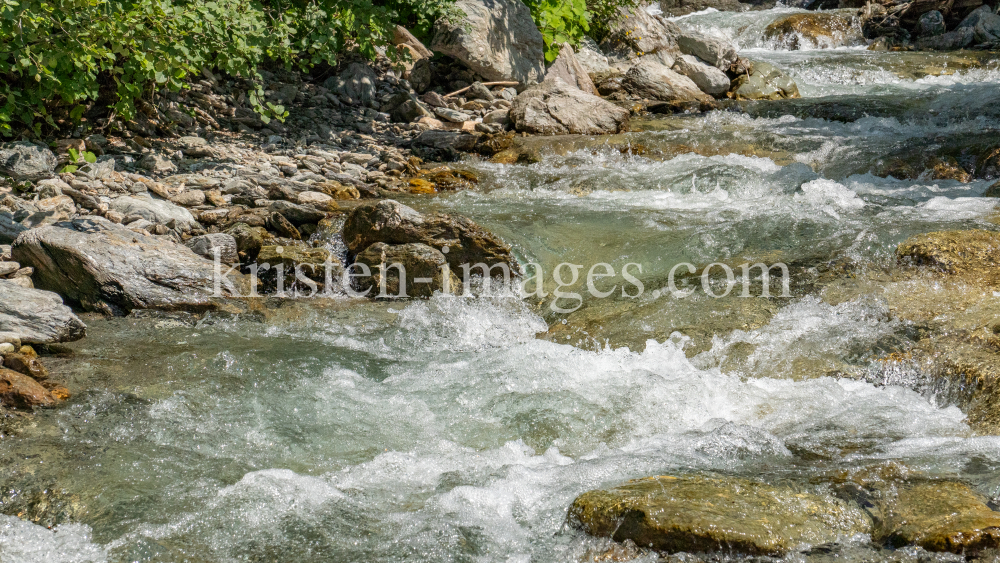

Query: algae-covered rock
left=731, top=62, right=800, bottom=100
left=896, top=229, right=1000, bottom=286
left=568, top=475, right=872, bottom=556
left=877, top=481, right=1000, bottom=554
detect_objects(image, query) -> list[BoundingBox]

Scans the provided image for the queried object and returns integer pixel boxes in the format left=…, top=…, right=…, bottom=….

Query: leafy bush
left=586, top=0, right=640, bottom=42
left=0, top=0, right=455, bottom=138
left=524, top=0, right=590, bottom=62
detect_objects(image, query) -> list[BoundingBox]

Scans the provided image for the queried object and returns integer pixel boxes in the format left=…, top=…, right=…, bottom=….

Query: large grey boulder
left=545, top=43, right=598, bottom=95
left=672, top=54, right=730, bottom=96
left=623, top=59, right=712, bottom=102
left=957, top=4, right=1000, bottom=43
left=0, top=142, right=57, bottom=182
left=731, top=61, right=800, bottom=100
left=0, top=280, right=86, bottom=344
left=110, top=195, right=198, bottom=231
left=599, top=6, right=681, bottom=64
left=430, top=0, right=545, bottom=84
left=509, top=78, right=631, bottom=135
left=676, top=31, right=737, bottom=69
left=342, top=199, right=518, bottom=273
left=12, top=217, right=245, bottom=315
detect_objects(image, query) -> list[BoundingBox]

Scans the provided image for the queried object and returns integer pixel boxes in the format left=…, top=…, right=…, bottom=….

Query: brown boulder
left=0, top=368, right=55, bottom=408
left=2, top=352, right=48, bottom=380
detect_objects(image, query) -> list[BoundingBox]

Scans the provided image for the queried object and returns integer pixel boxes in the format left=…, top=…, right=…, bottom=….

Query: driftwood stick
left=444, top=81, right=520, bottom=98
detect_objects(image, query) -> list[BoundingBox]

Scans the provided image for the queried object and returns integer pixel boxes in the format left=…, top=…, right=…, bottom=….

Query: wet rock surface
left=569, top=475, right=872, bottom=556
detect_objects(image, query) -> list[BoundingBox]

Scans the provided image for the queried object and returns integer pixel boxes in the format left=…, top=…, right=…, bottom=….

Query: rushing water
left=3, top=8, right=1000, bottom=563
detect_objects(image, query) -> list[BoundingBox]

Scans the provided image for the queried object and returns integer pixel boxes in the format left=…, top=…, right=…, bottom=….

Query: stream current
left=2, top=7, right=1000, bottom=563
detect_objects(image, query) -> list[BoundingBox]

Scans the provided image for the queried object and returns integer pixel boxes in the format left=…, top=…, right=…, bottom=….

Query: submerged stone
left=896, top=229, right=1000, bottom=285
left=877, top=481, right=1000, bottom=554
left=568, top=475, right=872, bottom=556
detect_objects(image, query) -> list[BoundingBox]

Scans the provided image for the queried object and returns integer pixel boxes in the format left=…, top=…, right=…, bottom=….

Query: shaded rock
left=267, top=211, right=301, bottom=240
left=342, top=199, right=518, bottom=273
left=326, top=62, right=378, bottom=107
left=657, top=0, right=744, bottom=16
left=434, top=107, right=473, bottom=123
left=984, top=180, right=1000, bottom=197
left=0, top=368, right=55, bottom=408
left=430, top=0, right=545, bottom=84
left=225, top=223, right=267, bottom=263
left=914, top=26, right=974, bottom=49
left=354, top=242, right=461, bottom=298
left=0, top=280, right=86, bottom=344
left=676, top=30, right=737, bottom=69
left=575, top=36, right=610, bottom=73
left=12, top=217, right=243, bottom=315
left=672, top=54, right=730, bottom=96
left=2, top=352, right=48, bottom=380
left=591, top=70, right=626, bottom=96
left=569, top=475, right=872, bottom=556
left=545, top=43, right=598, bottom=95
left=185, top=233, right=239, bottom=264
left=897, top=229, right=1000, bottom=285
left=110, top=195, right=198, bottom=231
left=256, top=244, right=343, bottom=293
left=623, top=60, right=712, bottom=102
left=958, top=4, right=1000, bottom=43
left=267, top=200, right=326, bottom=226
left=763, top=13, right=860, bottom=50
left=466, top=82, right=495, bottom=102
left=731, top=61, right=800, bottom=100
left=0, top=142, right=57, bottom=181
left=509, top=78, right=630, bottom=135
left=917, top=10, right=947, bottom=36
left=599, top=5, right=681, bottom=64
left=877, top=481, right=1000, bottom=554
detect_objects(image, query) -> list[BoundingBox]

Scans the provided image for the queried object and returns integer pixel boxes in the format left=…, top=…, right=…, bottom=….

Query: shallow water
left=3, top=8, right=1000, bottom=563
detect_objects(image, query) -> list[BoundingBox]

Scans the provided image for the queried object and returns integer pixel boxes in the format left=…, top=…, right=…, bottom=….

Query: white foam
left=0, top=516, right=107, bottom=563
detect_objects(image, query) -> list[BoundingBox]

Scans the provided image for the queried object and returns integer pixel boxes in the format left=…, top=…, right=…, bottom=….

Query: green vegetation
left=0, top=0, right=635, bottom=138
left=525, top=0, right=639, bottom=61
left=0, top=0, right=455, bottom=138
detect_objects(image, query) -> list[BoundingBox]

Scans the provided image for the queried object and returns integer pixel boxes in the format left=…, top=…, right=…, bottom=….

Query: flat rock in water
left=12, top=217, right=244, bottom=315
left=430, top=0, right=545, bottom=84
left=731, top=61, right=800, bottom=100
left=509, top=78, right=630, bottom=135
left=0, top=279, right=86, bottom=344
left=877, top=481, right=1000, bottom=553
left=897, top=229, right=1000, bottom=285
left=342, top=199, right=518, bottom=274
left=569, top=475, right=872, bottom=556
left=623, top=59, right=713, bottom=102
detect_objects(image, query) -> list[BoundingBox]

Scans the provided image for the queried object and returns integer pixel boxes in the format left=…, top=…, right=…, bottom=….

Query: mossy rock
left=568, top=475, right=872, bottom=556
left=877, top=481, right=1000, bottom=554
left=896, top=229, right=1000, bottom=285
